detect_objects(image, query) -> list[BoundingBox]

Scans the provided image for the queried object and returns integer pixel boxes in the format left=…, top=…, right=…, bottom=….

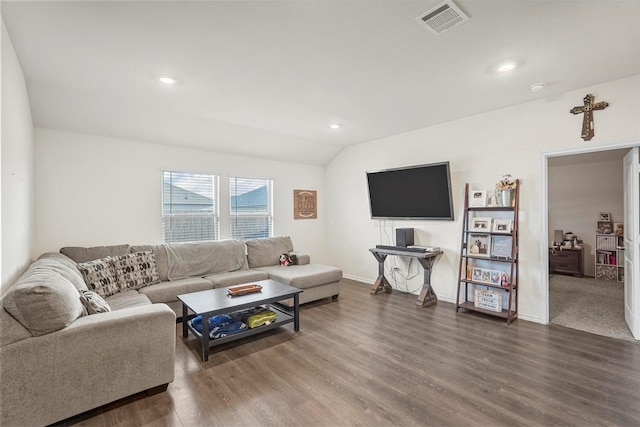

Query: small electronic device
left=375, top=244, right=428, bottom=253
left=408, top=245, right=441, bottom=252
left=395, top=228, right=414, bottom=247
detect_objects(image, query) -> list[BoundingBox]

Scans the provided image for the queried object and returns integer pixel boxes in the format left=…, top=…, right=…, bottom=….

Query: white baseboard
left=343, top=274, right=374, bottom=284
left=341, top=274, right=541, bottom=324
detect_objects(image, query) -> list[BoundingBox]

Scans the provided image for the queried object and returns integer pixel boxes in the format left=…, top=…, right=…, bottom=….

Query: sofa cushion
left=79, top=290, right=111, bottom=315
left=164, top=240, right=246, bottom=280
left=2, top=270, right=85, bottom=336
left=31, top=254, right=88, bottom=291
left=38, top=251, right=77, bottom=268
left=139, top=277, right=214, bottom=304
left=105, top=290, right=152, bottom=310
left=204, top=269, right=269, bottom=288
left=60, top=244, right=131, bottom=263
left=256, top=264, right=343, bottom=290
left=131, top=244, right=169, bottom=281
left=112, top=250, right=161, bottom=292
left=245, top=236, right=294, bottom=268
left=76, top=257, right=120, bottom=298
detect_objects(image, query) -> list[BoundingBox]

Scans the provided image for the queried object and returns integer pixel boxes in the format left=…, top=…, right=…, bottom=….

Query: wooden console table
left=369, top=247, right=443, bottom=307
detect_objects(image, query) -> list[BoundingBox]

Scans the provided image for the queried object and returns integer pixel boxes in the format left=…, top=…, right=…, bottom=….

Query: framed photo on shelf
left=490, top=270, right=502, bottom=286
left=472, top=267, right=483, bottom=281
left=486, top=190, right=499, bottom=207
left=470, top=217, right=492, bottom=232
left=500, top=272, right=510, bottom=287
left=597, top=221, right=613, bottom=234
left=599, top=212, right=611, bottom=222
left=614, top=223, right=624, bottom=236
left=481, top=269, right=491, bottom=283
left=491, top=235, right=513, bottom=259
left=468, top=234, right=490, bottom=257
left=492, top=218, right=512, bottom=233
left=471, top=267, right=503, bottom=285
left=469, top=190, right=487, bottom=208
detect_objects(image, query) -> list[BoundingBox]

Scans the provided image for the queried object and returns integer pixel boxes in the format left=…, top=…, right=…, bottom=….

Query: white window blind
left=229, top=177, right=273, bottom=240
left=162, top=171, right=219, bottom=242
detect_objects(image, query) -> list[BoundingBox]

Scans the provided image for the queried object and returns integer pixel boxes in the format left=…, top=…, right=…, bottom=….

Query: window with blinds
left=162, top=171, right=219, bottom=242
left=229, top=177, right=273, bottom=240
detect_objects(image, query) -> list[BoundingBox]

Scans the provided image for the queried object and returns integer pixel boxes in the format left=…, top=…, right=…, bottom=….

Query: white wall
left=1, top=18, right=34, bottom=293
left=34, top=129, right=327, bottom=262
left=549, top=157, right=624, bottom=276
left=326, top=74, right=640, bottom=323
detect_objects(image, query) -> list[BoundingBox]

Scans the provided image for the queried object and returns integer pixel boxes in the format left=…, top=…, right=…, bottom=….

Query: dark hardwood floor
left=68, top=279, right=640, bottom=426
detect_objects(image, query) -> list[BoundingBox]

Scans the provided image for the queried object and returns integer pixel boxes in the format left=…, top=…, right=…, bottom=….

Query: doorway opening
left=542, top=145, right=635, bottom=341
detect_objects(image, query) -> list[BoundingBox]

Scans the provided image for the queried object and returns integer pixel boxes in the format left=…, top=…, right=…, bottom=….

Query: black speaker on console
left=396, top=228, right=414, bottom=247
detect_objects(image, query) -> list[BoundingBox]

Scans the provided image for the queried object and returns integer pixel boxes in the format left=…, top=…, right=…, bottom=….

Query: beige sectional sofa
left=0, top=236, right=340, bottom=426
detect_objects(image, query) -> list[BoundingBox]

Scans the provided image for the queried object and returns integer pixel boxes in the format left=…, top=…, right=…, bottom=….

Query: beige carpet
left=549, top=274, right=635, bottom=341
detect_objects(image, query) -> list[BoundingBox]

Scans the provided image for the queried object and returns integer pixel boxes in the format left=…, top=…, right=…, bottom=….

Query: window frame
left=229, top=176, right=274, bottom=240
left=162, top=170, right=220, bottom=243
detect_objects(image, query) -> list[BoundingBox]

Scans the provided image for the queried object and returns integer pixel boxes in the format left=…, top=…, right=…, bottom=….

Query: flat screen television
left=366, top=161, right=454, bottom=220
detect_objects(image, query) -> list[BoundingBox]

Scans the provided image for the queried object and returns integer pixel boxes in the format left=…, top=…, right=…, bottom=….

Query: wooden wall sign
left=570, top=94, right=609, bottom=141
left=294, top=190, right=317, bottom=219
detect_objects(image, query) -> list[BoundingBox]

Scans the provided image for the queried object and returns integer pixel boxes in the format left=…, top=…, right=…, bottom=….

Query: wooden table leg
left=370, top=252, right=393, bottom=294
left=182, top=303, right=188, bottom=338
left=416, top=257, right=438, bottom=307
left=201, top=313, right=210, bottom=362
left=294, top=293, right=300, bottom=332
left=371, top=275, right=393, bottom=294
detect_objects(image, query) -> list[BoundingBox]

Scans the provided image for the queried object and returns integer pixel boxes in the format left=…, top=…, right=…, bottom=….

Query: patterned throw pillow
left=76, top=257, right=119, bottom=298
left=112, top=250, right=160, bottom=292
left=79, top=289, right=111, bottom=315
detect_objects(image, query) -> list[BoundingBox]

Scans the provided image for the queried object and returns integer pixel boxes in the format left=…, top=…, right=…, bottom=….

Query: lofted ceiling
left=2, top=1, right=639, bottom=166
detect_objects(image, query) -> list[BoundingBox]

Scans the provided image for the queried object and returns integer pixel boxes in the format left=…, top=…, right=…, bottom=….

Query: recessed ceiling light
left=158, top=75, right=177, bottom=85
left=529, top=82, right=546, bottom=92
left=496, top=62, right=516, bottom=73
left=329, top=123, right=341, bottom=130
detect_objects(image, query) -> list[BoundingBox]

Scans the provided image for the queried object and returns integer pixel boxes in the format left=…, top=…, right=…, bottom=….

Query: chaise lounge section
left=246, top=236, right=341, bottom=307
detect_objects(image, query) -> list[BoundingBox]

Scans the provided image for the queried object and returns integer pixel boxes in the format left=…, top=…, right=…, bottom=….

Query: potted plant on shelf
left=496, top=174, right=517, bottom=207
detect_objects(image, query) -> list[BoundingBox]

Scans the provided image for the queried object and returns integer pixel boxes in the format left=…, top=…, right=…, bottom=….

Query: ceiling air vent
left=416, top=0, right=469, bottom=35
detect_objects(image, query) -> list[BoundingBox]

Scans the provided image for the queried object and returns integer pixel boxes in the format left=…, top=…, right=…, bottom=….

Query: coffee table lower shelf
left=186, top=305, right=294, bottom=349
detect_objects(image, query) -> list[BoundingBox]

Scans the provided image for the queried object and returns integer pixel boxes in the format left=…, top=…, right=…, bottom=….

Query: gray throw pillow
left=60, top=244, right=131, bottom=263
left=2, top=270, right=84, bottom=336
left=245, top=236, right=295, bottom=268
left=112, top=250, right=161, bottom=291
left=76, top=257, right=120, bottom=298
left=79, top=290, right=111, bottom=315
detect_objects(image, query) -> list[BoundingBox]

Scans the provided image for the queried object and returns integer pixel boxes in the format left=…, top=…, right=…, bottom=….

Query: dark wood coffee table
left=177, top=279, right=302, bottom=361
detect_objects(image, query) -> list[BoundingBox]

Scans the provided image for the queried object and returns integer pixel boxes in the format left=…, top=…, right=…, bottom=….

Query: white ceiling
left=3, top=1, right=640, bottom=165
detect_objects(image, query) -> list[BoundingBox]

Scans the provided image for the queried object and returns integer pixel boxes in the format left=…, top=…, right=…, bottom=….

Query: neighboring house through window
left=162, top=171, right=219, bottom=242
left=229, top=177, right=273, bottom=240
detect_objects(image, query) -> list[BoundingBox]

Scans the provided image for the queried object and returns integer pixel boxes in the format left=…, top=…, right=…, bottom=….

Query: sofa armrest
left=291, top=252, right=310, bottom=265
left=0, top=304, right=176, bottom=427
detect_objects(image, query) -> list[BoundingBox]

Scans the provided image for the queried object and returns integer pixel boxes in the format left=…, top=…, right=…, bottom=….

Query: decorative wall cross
left=570, top=94, right=609, bottom=141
